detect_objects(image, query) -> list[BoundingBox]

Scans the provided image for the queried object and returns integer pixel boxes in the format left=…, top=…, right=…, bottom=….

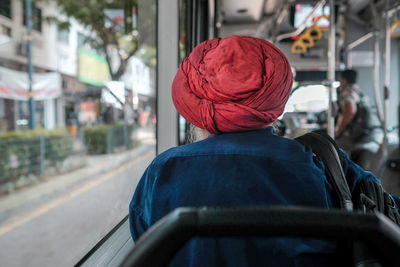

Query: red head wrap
left=172, top=35, right=293, bottom=134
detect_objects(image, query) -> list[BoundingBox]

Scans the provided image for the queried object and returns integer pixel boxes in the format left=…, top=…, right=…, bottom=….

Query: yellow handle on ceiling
left=390, top=20, right=400, bottom=37
left=315, top=15, right=330, bottom=30
left=306, top=25, right=323, bottom=40
left=291, top=39, right=307, bottom=53
left=299, top=33, right=315, bottom=48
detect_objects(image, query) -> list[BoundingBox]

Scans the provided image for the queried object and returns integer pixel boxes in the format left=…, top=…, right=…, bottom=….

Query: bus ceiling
left=218, top=0, right=400, bottom=37
left=217, top=0, right=400, bottom=70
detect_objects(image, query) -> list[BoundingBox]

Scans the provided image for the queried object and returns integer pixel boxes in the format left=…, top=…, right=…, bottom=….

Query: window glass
left=179, top=0, right=187, bottom=63
left=23, top=4, right=42, bottom=32
left=0, top=1, right=157, bottom=266
left=57, top=26, right=69, bottom=44
left=77, top=32, right=86, bottom=48
left=284, top=84, right=329, bottom=113
left=293, top=4, right=330, bottom=29
left=1, top=25, right=12, bottom=37
left=0, top=0, right=11, bottom=18
left=178, top=0, right=189, bottom=145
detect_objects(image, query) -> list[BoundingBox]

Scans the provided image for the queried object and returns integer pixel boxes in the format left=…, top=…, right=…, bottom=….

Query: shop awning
left=0, top=66, right=62, bottom=101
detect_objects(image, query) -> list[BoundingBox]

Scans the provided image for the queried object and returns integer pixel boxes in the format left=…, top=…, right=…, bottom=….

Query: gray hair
left=186, top=123, right=209, bottom=144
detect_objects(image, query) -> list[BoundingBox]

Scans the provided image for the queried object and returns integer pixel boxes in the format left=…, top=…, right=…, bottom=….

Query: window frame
left=23, top=4, right=42, bottom=32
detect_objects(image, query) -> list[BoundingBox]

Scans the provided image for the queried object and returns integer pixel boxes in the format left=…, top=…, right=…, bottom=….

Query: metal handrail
left=275, top=0, right=326, bottom=42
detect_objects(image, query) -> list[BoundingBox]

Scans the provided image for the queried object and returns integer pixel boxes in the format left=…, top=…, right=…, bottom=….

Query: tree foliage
left=47, top=0, right=153, bottom=80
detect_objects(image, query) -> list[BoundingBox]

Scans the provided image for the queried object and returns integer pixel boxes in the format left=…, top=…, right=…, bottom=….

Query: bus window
left=285, top=84, right=330, bottom=113
left=0, top=1, right=156, bottom=266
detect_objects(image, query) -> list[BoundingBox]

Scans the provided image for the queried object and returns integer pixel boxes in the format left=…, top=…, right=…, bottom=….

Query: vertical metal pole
left=18, top=100, right=23, bottom=122
left=39, top=135, right=45, bottom=175
left=198, top=0, right=209, bottom=42
left=194, top=0, right=200, bottom=45
left=157, top=0, right=179, bottom=154
left=214, top=0, right=220, bottom=37
left=345, top=47, right=352, bottom=69
left=79, top=129, right=85, bottom=157
left=207, top=0, right=214, bottom=39
left=373, top=32, right=384, bottom=125
left=26, top=0, right=35, bottom=129
left=107, top=127, right=112, bottom=153
left=327, top=0, right=336, bottom=138
left=123, top=125, right=128, bottom=148
left=383, top=0, right=390, bottom=146
left=344, top=4, right=350, bottom=69
left=186, top=0, right=193, bottom=53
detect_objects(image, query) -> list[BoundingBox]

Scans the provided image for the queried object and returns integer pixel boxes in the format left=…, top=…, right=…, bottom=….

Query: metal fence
left=0, top=124, right=137, bottom=191
left=83, top=124, right=137, bottom=154
left=106, top=124, right=136, bottom=153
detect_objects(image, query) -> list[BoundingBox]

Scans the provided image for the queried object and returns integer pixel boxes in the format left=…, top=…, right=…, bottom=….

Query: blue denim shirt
left=129, top=127, right=387, bottom=267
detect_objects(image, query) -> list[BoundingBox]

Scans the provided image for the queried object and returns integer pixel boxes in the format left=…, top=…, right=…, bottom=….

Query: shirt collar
left=208, top=126, right=276, bottom=139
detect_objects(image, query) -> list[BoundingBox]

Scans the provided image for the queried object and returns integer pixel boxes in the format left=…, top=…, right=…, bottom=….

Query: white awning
left=0, top=66, right=62, bottom=101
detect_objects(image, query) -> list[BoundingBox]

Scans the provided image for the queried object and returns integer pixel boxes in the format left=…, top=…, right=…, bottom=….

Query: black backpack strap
left=295, top=131, right=353, bottom=211
left=296, top=131, right=390, bottom=267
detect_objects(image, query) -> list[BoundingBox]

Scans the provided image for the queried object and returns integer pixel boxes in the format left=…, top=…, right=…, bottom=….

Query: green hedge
left=0, top=129, right=73, bottom=185
left=83, top=123, right=136, bottom=155
left=0, top=128, right=68, bottom=139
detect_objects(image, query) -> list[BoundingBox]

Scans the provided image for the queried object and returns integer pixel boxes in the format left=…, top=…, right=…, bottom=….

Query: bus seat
left=120, top=207, right=400, bottom=267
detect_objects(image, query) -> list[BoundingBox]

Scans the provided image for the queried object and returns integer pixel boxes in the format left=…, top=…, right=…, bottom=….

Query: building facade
left=0, top=0, right=156, bottom=132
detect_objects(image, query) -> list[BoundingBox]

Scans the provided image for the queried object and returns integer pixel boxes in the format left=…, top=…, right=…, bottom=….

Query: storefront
left=76, top=47, right=111, bottom=126
left=0, top=66, right=64, bottom=131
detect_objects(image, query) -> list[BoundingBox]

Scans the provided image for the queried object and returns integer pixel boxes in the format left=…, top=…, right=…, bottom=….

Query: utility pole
left=26, top=0, right=35, bottom=129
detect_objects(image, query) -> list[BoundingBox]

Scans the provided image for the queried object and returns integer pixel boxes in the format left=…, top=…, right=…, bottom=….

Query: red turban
left=172, top=35, right=293, bottom=134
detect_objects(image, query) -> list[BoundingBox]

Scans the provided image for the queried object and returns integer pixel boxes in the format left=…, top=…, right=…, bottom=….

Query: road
left=0, top=131, right=155, bottom=267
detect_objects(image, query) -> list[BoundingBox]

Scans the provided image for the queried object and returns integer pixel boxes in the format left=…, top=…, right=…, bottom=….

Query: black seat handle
left=120, top=207, right=400, bottom=267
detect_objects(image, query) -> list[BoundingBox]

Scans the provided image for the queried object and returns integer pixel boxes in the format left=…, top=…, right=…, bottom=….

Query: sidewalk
left=0, top=127, right=156, bottom=223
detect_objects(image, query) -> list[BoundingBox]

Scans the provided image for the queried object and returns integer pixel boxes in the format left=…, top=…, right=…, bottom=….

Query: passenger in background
left=129, top=36, right=395, bottom=267
left=335, top=69, right=382, bottom=159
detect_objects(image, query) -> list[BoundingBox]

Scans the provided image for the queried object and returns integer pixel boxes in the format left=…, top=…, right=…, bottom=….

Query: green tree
left=48, top=0, right=155, bottom=80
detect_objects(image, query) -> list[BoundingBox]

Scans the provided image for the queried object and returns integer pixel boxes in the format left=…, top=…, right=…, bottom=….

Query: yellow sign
left=78, top=48, right=110, bottom=86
